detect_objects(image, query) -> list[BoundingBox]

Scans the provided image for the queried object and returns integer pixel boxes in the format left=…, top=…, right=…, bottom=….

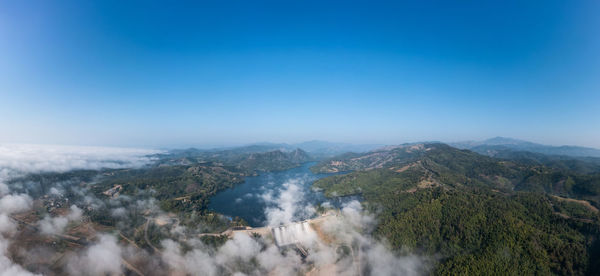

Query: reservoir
left=208, top=162, right=350, bottom=227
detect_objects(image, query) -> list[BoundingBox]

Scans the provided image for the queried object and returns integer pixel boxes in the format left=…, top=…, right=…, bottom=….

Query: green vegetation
left=7, top=169, right=99, bottom=198
left=315, top=167, right=423, bottom=198
left=158, top=147, right=311, bottom=173
left=199, top=235, right=230, bottom=248
left=313, top=143, right=600, bottom=275
left=88, top=148, right=311, bottom=229
left=12, top=142, right=600, bottom=274
left=9, top=147, right=314, bottom=235
left=235, top=149, right=311, bottom=172
left=373, top=188, right=599, bottom=275
left=93, top=165, right=245, bottom=216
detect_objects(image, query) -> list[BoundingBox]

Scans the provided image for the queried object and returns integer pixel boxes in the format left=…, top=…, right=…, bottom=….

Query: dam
left=271, top=220, right=315, bottom=247
left=199, top=213, right=336, bottom=254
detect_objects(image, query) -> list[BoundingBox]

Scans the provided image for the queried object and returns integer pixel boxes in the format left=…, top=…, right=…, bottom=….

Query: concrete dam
left=199, top=213, right=335, bottom=250
left=271, top=220, right=316, bottom=248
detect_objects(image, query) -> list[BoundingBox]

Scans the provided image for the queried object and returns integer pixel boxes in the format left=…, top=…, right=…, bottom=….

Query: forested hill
left=312, top=143, right=600, bottom=205
left=235, top=148, right=311, bottom=172
left=158, top=147, right=311, bottom=173
left=452, top=137, right=600, bottom=158
left=459, top=147, right=600, bottom=175
left=312, top=143, right=600, bottom=275
left=34, top=147, right=313, bottom=234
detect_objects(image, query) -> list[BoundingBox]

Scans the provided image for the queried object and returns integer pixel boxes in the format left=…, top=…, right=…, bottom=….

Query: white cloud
left=161, top=239, right=218, bottom=276
left=366, top=244, right=424, bottom=276
left=0, top=238, right=39, bottom=276
left=0, top=144, right=160, bottom=276
left=0, top=143, right=161, bottom=173
left=158, top=188, right=428, bottom=276
left=110, top=207, right=127, bottom=218
left=48, top=187, right=63, bottom=196
left=0, top=214, right=16, bottom=235
left=216, top=234, right=262, bottom=264
left=39, top=205, right=83, bottom=235
left=319, top=200, right=428, bottom=275
left=263, top=178, right=315, bottom=226
left=0, top=183, right=8, bottom=197
left=0, top=144, right=428, bottom=275
left=0, top=194, right=32, bottom=214
left=66, top=234, right=123, bottom=275
left=0, top=191, right=37, bottom=275
left=161, top=234, right=305, bottom=276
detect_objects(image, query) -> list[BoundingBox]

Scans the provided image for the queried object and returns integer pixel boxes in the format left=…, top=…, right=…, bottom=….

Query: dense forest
left=89, top=147, right=311, bottom=230
left=313, top=143, right=600, bottom=275
left=156, top=146, right=311, bottom=173
left=10, top=143, right=600, bottom=274
left=8, top=147, right=312, bottom=234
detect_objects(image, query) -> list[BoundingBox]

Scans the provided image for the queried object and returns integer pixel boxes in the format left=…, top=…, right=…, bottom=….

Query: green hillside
left=313, top=143, right=600, bottom=275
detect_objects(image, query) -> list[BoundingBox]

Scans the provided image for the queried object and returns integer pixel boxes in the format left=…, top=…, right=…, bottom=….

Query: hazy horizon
left=2, top=1, right=599, bottom=148
left=1, top=136, right=599, bottom=152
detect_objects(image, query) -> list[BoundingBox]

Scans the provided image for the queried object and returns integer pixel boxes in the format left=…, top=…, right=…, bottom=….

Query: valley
left=1, top=140, right=600, bottom=275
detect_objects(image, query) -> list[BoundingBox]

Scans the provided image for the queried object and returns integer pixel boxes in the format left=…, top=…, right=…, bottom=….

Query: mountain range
left=451, top=137, right=600, bottom=158
left=311, top=142, right=600, bottom=275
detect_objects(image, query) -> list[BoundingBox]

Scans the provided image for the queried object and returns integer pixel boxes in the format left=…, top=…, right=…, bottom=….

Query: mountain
left=312, top=143, right=600, bottom=274
left=452, top=137, right=600, bottom=158
left=312, top=143, right=525, bottom=191
left=292, top=140, right=382, bottom=158
left=310, top=143, right=429, bottom=173
left=313, top=142, right=600, bottom=200
left=158, top=146, right=311, bottom=173
left=163, top=141, right=381, bottom=163
left=7, top=142, right=600, bottom=275
left=235, top=148, right=311, bottom=172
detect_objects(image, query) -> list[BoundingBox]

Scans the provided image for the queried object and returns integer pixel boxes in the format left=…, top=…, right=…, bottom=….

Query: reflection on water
left=208, top=162, right=355, bottom=227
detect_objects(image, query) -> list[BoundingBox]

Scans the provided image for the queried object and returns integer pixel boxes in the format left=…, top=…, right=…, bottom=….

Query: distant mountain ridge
left=165, top=140, right=382, bottom=161
left=157, top=147, right=311, bottom=173
left=236, top=148, right=311, bottom=172
left=451, top=137, right=600, bottom=158
left=311, top=142, right=600, bottom=202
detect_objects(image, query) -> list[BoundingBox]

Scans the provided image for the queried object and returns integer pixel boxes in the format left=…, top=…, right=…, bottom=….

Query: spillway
left=271, top=221, right=315, bottom=248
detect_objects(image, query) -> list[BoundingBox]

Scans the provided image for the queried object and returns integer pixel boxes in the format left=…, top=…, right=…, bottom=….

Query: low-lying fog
left=0, top=144, right=428, bottom=276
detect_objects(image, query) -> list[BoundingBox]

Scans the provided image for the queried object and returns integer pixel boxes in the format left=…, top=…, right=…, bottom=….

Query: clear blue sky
left=1, top=0, right=599, bottom=148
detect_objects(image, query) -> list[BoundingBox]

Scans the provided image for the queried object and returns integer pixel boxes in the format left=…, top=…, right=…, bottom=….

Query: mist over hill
left=452, top=137, right=600, bottom=158
left=1, top=140, right=600, bottom=275
left=164, top=141, right=382, bottom=162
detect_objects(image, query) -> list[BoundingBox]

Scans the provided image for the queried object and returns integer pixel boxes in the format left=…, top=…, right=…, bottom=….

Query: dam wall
left=271, top=221, right=315, bottom=247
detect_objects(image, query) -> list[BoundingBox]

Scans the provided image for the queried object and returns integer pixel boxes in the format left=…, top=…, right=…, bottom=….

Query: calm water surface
left=208, top=162, right=351, bottom=227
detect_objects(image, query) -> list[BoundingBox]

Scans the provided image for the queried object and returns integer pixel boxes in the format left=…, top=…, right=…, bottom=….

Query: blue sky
left=1, top=0, right=599, bottom=148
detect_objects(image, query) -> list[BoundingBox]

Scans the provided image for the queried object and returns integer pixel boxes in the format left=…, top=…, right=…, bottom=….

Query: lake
left=208, top=162, right=352, bottom=227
